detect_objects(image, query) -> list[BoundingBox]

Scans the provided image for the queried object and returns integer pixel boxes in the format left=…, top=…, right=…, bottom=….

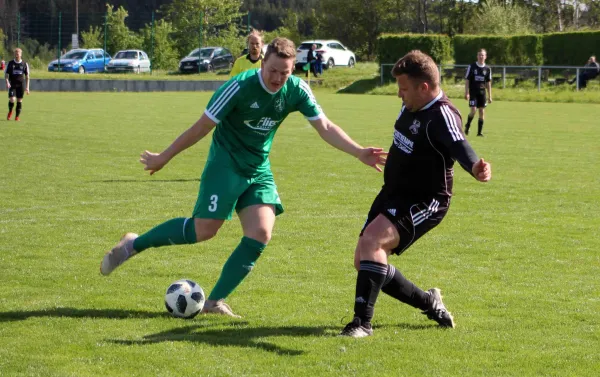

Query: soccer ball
left=164, top=279, right=205, bottom=318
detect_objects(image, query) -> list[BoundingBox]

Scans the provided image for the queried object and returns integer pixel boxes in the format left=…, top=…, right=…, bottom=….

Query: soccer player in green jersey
left=100, top=37, right=387, bottom=317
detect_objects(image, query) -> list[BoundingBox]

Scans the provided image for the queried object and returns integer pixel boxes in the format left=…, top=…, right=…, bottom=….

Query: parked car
left=295, top=40, right=356, bottom=70
left=106, top=50, right=151, bottom=73
left=179, top=47, right=234, bottom=73
left=47, top=48, right=111, bottom=73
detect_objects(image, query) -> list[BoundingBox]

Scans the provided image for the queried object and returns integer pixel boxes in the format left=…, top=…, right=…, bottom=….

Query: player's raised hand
left=357, top=147, right=388, bottom=173
left=472, top=158, right=491, bottom=182
left=140, top=150, right=169, bottom=175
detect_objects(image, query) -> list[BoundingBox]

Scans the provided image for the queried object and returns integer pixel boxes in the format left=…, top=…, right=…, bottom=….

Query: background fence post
left=538, top=66, right=541, bottom=92
left=576, top=68, right=580, bottom=91
left=103, top=12, right=108, bottom=70
left=58, top=13, right=61, bottom=69
left=150, top=11, right=155, bottom=74
left=502, top=66, right=506, bottom=89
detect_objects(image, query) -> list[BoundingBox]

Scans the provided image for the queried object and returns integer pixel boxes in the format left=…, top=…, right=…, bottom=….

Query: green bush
left=453, top=34, right=542, bottom=65
left=377, top=34, right=453, bottom=64
left=543, top=31, right=600, bottom=65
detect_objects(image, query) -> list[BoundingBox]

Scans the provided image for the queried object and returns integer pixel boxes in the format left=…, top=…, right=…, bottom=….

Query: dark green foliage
left=377, top=34, right=453, bottom=64
left=452, top=35, right=543, bottom=65
left=542, top=31, right=600, bottom=65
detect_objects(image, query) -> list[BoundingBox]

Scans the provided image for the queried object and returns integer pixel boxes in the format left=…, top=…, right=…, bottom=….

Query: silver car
left=106, top=50, right=151, bottom=73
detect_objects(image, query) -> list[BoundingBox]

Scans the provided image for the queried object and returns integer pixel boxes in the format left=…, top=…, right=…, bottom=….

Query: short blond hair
left=14, top=48, right=22, bottom=54
left=264, top=37, right=296, bottom=61
left=391, top=50, right=440, bottom=89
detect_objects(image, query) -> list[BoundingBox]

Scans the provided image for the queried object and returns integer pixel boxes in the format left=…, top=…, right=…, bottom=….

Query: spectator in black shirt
left=568, top=56, right=600, bottom=89
left=5, top=48, right=30, bottom=121
left=340, top=50, right=492, bottom=338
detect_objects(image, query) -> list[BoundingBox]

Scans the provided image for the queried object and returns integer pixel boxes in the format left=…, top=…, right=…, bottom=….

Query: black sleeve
left=486, top=67, right=492, bottom=83
left=464, top=64, right=472, bottom=80
left=434, top=106, right=479, bottom=176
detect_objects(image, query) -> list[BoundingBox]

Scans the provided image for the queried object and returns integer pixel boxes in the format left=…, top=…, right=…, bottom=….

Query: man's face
left=262, top=55, right=294, bottom=92
left=477, top=51, right=486, bottom=63
left=396, top=74, right=425, bottom=111
left=15, top=50, right=22, bottom=61
left=248, top=36, right=262, bottom=56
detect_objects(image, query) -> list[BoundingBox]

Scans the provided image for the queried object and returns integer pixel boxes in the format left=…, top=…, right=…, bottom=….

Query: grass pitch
left=0, top=92, right=599, bottom=376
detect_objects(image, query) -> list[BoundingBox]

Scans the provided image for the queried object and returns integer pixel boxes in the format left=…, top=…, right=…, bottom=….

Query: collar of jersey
left=13, top=59, right=23, bottom=64
left=419, top=90, right=443, bottom=111
left=257, top=69, right=278, bottom=95
left=246, top=54, right=263, bottom=64
left=475, top=62, right=486, bottom=68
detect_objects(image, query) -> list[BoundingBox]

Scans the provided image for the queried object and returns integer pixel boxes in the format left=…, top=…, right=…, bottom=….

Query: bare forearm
left=465, top=80, right=469, bottom=95
left=317, top=120, right=362, bottom=158
left=487, top=82, right=492, bottom=97
left=161, top=117, right=215, bottom=161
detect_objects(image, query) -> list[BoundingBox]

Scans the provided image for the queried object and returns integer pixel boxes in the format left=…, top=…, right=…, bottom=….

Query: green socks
left=208, top=236, right=266, bottom=301
left=132, top=217, right=197, bottom=252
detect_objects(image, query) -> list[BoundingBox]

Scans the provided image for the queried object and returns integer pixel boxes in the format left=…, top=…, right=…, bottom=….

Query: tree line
left=1, top=0, right=599, bottom=69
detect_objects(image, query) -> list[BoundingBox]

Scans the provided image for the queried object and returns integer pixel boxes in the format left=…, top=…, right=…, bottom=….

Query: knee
left=194, top=219, right=221, bottom=242
left=357, top=232, right=381, bottom=259
left=245, top=227, right=271, bottom=245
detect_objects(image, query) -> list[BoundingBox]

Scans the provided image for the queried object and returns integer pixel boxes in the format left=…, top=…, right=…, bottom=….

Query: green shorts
left=192, top=160, right=284, bottom=220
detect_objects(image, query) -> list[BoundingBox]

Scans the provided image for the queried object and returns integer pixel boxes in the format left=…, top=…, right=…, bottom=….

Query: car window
left=95, top=51, right=104, bottom=59
left=139, top=52, right=146, bottom=60
left=222, top=49, right=231, bottom=56
left=104, top=52, right=111, bottom=58
left=115, top=51, right=138, bottom=59
left=64, top=51, right=87, bottom=60
left=189, top=48, right=214, bottom=58
left=299, top=43, right=323, bottom=50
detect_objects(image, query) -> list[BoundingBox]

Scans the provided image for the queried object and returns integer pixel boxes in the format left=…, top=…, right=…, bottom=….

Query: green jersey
left=204, top=68, right=323, bottom=177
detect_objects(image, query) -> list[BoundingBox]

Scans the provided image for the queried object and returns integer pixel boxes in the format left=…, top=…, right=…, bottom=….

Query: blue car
left=48, top=49, right=112, bottom=74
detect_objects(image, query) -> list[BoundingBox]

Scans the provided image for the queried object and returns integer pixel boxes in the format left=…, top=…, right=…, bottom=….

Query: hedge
left=453, top=34, right=543, bottom=65
left=377, top=34, right=453, bottom=64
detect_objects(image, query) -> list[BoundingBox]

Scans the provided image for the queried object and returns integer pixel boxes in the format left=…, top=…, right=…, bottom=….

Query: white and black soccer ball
left=164, top=279, right=205, bottom=318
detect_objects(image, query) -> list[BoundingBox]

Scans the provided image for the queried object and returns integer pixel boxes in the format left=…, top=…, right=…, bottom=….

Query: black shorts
left=469, top=92, right=486, bottom=108
left=8, top=86, right=24, bottom=99
left=360, top=191, right=449, bottom=255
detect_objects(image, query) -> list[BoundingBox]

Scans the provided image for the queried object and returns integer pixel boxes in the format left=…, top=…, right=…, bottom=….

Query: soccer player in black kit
left=464, top=48, right=492, bottom=136
left=5, top=48, right=30, bottom=121
left=340, top=50, right=492, bottom=338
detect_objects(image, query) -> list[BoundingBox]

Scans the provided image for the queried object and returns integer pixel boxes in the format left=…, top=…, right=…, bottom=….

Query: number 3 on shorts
left=208, top=195, right=218, bottom=212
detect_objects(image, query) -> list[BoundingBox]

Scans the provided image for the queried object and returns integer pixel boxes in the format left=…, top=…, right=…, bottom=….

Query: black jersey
left=5, top=60, right=29, bottom=87
left=465, top=62, right=491, bottom=94
left=383, top=92, right=479, bottom=199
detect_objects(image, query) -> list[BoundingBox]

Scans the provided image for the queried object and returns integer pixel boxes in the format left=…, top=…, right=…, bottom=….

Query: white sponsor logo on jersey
left=393, top=130, right=414, bottom=154
left=243, top=117, right=279, bottom=134
left=250, top=102, right=260, bottom=109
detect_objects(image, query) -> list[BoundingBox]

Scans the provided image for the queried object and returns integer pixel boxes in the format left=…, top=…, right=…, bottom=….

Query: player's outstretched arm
left=140, top=113, right=217, bottom=175
left=472, top=158, right=491, bottom=182
left=308, top=116, right=387, bottom=172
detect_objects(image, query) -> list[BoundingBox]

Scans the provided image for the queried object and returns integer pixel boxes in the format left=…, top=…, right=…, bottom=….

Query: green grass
left=1, top=93, right=599, bottom=376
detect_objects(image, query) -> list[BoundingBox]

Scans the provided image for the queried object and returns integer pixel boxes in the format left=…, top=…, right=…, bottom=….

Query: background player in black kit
left=5, top=48, right=30, bottom=121
left=340, top=50, right=492, bottom=338
left=464, top=49, right=492, bottom=136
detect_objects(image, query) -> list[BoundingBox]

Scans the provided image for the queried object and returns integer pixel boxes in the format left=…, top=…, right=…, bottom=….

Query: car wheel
left=348, top=58, right=355, bottom=68
left=327, top=58, right=334, bottom=69
left=78, top=66, right=85, bottom=74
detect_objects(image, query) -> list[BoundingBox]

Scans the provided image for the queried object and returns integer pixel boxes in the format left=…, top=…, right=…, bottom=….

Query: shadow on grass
left=0, top=307, right=170, bottom=322
left=91, top=178, right=200, bottom=183
left=336, top=77, right=380, bottom=94
left=111, top=324, right=335, bottom=355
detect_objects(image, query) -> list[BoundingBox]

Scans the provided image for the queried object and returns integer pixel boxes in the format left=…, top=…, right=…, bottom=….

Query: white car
left=106, top=50, right=151, bottom=73
left=295, top=40, right=356, bottom=70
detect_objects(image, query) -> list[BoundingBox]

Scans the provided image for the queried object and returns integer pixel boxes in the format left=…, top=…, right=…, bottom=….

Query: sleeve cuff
left=204, top=110, right=220, bottom=124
